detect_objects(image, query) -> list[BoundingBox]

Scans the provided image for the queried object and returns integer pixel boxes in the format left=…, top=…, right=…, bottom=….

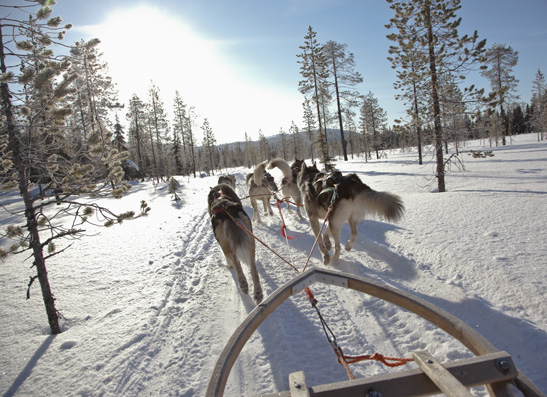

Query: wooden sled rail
left=205, top=267, right=543, bottom=397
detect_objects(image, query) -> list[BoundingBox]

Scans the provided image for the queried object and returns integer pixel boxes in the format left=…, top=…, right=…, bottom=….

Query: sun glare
left=79, top=5, right=302, bottom=142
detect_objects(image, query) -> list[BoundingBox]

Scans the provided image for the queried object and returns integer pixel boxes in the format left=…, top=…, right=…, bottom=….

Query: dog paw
left=254, top=290, right=263, bottom=304
left=239, top=279, right=249, bottom=295
left=345, top=242, right=354, bottom=251
left=323, top=254, right=330, bottom=265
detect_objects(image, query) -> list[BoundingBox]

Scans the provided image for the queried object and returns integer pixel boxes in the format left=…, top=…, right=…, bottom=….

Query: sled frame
left=205, top=267, right=543, bottom=397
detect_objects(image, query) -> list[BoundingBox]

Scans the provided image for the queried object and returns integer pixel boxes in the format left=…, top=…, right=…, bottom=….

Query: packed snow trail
left=1, top=135, right=546, bottom=396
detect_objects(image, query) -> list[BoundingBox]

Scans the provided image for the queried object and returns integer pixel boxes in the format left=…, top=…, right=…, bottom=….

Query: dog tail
left=267, top=158, right=292, bottom=180
left=357, top=190, right=405, bottom=222
left=253, top=160, right=269, bottom=184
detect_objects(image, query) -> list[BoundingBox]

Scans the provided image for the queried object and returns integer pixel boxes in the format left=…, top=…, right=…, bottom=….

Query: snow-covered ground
left=1, top=133, right=546, bottom=396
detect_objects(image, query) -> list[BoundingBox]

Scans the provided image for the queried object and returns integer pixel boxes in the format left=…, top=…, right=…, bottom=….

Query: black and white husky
left=297, top=162, right=404, bottom=265
left=208, top=183, right=263, bottom=303
left=245, top=160, right=278, bottom=222
left=267, top=158, right=305, bottom=219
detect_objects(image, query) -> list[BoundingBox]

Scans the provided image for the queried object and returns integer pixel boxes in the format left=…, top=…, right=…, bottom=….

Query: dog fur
left=267, top=158, right=305, bottom=219
left=297, top=162, right=404, bottom=265
left=246, top=160, right=278, bottom=222
left=208, top=183, right=263, bottom=303
left=217, top=174, right=236, bottom=189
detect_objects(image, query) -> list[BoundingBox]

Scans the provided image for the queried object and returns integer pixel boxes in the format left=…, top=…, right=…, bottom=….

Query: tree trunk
left=425, top=2, right=445, bottom=193
left=333, top=65, right=348, bottom=161
left=1, top=29, right=61, bottom=333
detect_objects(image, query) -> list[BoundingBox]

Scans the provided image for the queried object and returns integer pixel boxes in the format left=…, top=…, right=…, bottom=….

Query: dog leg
left=323, top=229, right=332, bottom=251
left=309, top=215, right=330, bottom=265
left=249, top=260, right=263, bottom=303
left=328, top=223, right=342, bottom=263
left=345, top=217, right=359, bottom=252
left=264, top=198, right=274, bottom=216
left=232, top=258, right=249, bottom=295
left=251, top=198, right=261, bottom=222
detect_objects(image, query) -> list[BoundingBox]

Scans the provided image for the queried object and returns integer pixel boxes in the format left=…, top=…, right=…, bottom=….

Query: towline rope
left=216, top=187, right=414, bottom=378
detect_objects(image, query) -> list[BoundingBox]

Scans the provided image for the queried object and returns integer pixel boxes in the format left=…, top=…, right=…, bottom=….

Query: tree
left=360, top=91, right=388, bottom=159
left=126, top=94, right=147, bottom=175
left=201, top=118, right=216, bottom=175
left=0, top=2, right=147, bottom=335
left=386, top=17, right=429, bottom=165
left=386, top=0, right=486, bottom=192
left=68, top=38, right=120, bottom=142
left=531, top=69, right=547, bottom=141
left=480, top=43, right=519, bottom=145
left=289, top=121, right=302, bottom=159
left=297, top=26, right=330, bottom=167
left=323, top=40, right=363, bottom=161
left=112, top=114, right=125, bottom=152
left=302, top=98, right=316, bottom=162
left=146, top=82, right=169, bottom=182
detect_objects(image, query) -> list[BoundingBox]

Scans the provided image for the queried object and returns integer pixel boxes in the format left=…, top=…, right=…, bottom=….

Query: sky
left=41, top=0, right=547, bottom=144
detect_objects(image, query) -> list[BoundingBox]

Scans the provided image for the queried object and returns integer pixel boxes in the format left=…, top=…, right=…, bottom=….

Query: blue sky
left=46, top=0, right=547, bottom=144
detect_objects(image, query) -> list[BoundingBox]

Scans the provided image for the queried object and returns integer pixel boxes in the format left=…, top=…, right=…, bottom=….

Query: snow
left=1, top=133, right=546, bottom=396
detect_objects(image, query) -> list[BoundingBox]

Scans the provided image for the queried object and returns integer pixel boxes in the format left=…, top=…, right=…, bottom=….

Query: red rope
left=221, top=208, right=299, bottom=273
left=342, top=352, right=414, bottom=367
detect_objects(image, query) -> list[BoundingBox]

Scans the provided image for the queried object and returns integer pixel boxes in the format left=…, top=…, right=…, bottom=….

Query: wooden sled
left=206, top=267, right=544, bottom=397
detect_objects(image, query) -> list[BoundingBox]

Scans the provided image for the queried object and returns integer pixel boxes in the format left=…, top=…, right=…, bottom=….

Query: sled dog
left=246, top=160, right=278, bottom=222
left=208, top=183, right=263, bottom=303
left=267, top=158, right=305, bottom=219
left=297, top=162, right=404, bottom=265
left=217, top=174, right=236, bottom=189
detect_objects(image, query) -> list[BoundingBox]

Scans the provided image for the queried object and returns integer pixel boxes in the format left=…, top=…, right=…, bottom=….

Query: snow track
left=1, top=135, right=546, bottom=396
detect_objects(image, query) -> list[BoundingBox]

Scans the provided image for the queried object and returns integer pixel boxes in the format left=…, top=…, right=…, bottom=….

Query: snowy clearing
left=1, top=133, right=546, bottom=396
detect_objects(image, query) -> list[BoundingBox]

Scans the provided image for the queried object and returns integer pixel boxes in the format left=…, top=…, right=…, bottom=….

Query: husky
left=245, top=160, right=278, bottom=222
left=297, top=162, right=404, bottom=265
left=267, top=158, right=305, bottom=219
left=208, top=183, right=263, bottom=303
left=217, top=174, right=236, bottom=189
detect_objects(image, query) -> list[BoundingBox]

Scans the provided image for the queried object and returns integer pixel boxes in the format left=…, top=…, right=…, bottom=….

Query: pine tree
left=480, top=43, right=519, bottom=145
left=302, top=98, right=316, bottom=162
left=126, top=94, right=147, bottom=175
left=386, top=0, right=486, bottom=192
left=297, top=26, right=331, bottom=169
left=113, top=114, right=125, bottom=152
left=0, top=2, right=147, bottom=335
left=201, top=118, right=216, bottom=175
left=386, top=17, right=429, bottom=165
left=289, top=121, right=302, bottom=159
left=68, top=38, right=120, bottom=141
left=146, top=82, right=169, bottom=182
left=279, top=127, right=288, bottom=159
left=185, top=106, right=196, bottom=178
left=360, top=91, right=388, bottom=160
left=531, top=69, right=546, bottom=141
left=323, top=40, right=363, bottom=161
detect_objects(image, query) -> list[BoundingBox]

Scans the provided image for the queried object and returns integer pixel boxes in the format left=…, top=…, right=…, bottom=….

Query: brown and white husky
left=267, top=158, right=305, bottom=219
left=297, top=162, right=404, bottom=265
left=245, top=160, right=278, bottom=222
left=208, top=183, right=263, bottom=303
